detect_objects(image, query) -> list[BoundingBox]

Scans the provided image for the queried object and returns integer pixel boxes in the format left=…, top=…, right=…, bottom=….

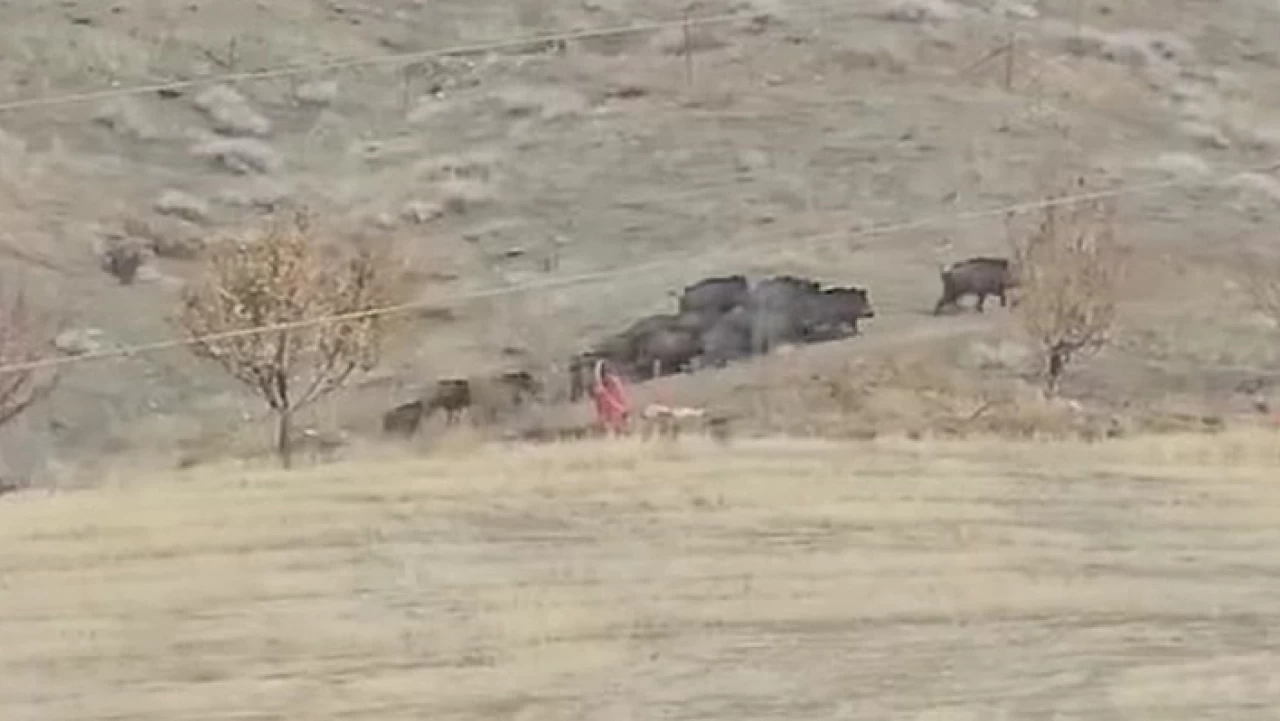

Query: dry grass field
left=4, top=433, right=1280, bottom=720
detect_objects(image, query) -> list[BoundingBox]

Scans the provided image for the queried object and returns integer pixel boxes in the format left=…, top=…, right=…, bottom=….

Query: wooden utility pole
left=1004, top=29, right=1017, bottom=91
left=682, top=7, right=695, bottom=87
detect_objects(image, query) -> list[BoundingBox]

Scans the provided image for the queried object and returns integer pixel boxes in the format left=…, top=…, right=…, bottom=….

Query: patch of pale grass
left=435, top=177, right=495, bottom=215
left=153, top=189, right=209, bottom=223
left=0, top=23, right=157, bottom=95
left=1227, top=172, right=1280, bottom=204
left=215, top=176, right=293, bottom=209
left=0, top=7, right=373, bottom=100
left=191, top=136, right=283, bottom=175
left=20, top=429, right=1280, bottom=517
left=487, top=84, right=589, bottom=121
left=293, top=79, right=340, bottom=106
left=5, top=431, right=1280, bottom=719
left=418, top=149, right=502, bottom=180
left=91, top=98, right=162, bottom=141
left=881, top=426, right=1280, bottom=470
left=193, top=85, right=272, bottom=137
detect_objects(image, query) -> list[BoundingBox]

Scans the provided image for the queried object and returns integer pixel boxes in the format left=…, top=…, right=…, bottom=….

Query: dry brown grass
left=4, top=432, right=1280, bottom=719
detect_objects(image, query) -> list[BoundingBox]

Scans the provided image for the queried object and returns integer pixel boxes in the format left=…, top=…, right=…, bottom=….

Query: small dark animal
left=385, top=370, right=539, bottom=434
left=427, top=378, right=472, bottom=424
left=805, top=286, right=876, bottom=340
left=382, top=399, right=427, bottom=437
left=633, top=325, right=702, bottom=378
left=470, top=370, right=543, bottom=424
left=742, top=275, right=820, bottom=353
left=933, top=257, right=1018, bottom=315
left=623, top=311, right=716, bottom=343
left=751, top=275, right=822, bottom=309
left=747, top=275, right=865, bottom=353
left=678, top=275, right=750, bottom=316
left=622, top=314, right=673, bottom=338
left=102, top=241, right=145, bottom=285
left=592, top=312, right=715, bottom=381
left=670, top=310, right=721, bottom=335
left=495, top=370, right=541, bottom=405
left=580, top=317, right=661, bottom=381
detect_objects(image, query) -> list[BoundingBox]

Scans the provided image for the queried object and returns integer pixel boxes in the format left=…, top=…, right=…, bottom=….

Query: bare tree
left=1245, top=255, right=1280, bottom=394
left=177, top=211, right=402, bottom=468
left=0, top=284, right=59, bottom=429
left=1012, top=178, right=1125, bottom=395
left=1247, top=258, right=1280, bottom=327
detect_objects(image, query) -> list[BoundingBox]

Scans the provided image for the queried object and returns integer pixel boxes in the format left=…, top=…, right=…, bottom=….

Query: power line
left=0, top=3, right=927, bottom=283
left=3, top=79, right=1142, bottom=286
left=0, top=4, right=1131, bottom=288
left=0, top=157, right=1270, bottom=378
left=0, top=3, right=890, bottom=114
left=0, top=1, right=1097, bottom=118
left=3, top=2, right=1111, bottom=119
left=0, top=5, right=1269, bottom=379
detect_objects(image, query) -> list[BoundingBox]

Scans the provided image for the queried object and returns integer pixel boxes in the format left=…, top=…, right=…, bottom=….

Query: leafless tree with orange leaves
left=177, top=210, right=404, bottom=468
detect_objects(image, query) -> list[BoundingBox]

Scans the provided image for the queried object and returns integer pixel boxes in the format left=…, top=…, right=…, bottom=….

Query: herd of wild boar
left=566, top=273, right=875, bottom=401
left=383, top=256, right=1018, bottom=434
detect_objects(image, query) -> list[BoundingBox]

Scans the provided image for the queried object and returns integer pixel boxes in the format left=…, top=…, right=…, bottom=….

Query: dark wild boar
left=933, top=256, right=1019, bottom=315
left=678, top=275, right=750, bottom=316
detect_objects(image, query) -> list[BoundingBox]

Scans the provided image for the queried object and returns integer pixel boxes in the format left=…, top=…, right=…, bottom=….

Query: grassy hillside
left=3, top=433, right=1280, bottom=719
left=0, top=0, right=1279, bottom=475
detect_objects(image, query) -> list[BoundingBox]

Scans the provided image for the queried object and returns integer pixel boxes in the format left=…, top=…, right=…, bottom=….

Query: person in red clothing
left=587, top=358, right=630, bottom=434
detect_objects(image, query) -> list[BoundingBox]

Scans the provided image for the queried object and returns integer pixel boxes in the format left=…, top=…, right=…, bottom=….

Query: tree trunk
left=1045, top=345, right=1067, bottom=397
left=276, top=409, right=293, bottom=469
left=272, top=331, right=293, bottom=469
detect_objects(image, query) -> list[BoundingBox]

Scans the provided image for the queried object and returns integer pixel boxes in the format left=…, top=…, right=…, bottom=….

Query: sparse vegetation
left=1247, top=256, right=1280, bottom=326
left=153, top=189, right=210, bottom=224
left=193, top=84, right=272, bottom=138
left=0, top=283, right=58, bottom=430
left=1011, top=178, right=1125, bottom=396
left=124, top=216, right=207, bottom=260
left=191, top=136, right=284, bottom=175
left=176, top=210, right=402, bottom=468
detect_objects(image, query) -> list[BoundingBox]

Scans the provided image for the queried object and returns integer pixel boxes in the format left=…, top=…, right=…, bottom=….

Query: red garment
left=588, top=360, right=630, bottom=433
